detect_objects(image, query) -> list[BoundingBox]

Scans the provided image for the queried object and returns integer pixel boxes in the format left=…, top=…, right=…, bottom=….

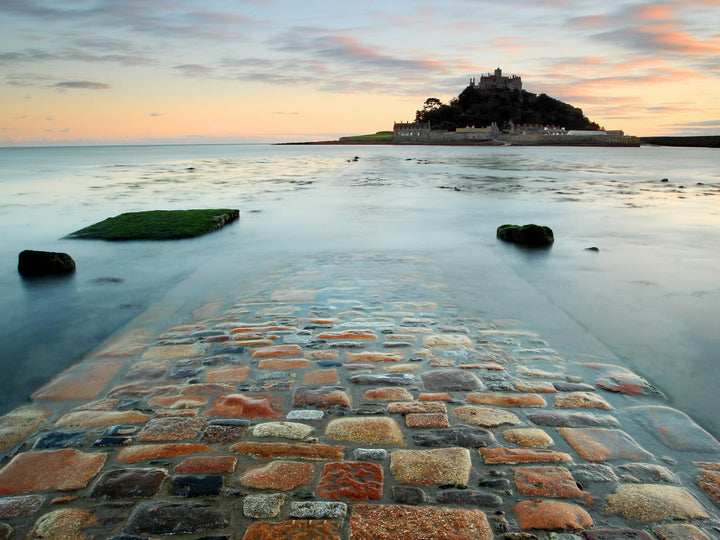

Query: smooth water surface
left=1, top=144, right=719, bottom=436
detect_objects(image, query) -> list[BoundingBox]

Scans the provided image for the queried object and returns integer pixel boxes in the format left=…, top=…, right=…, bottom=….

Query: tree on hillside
left=416, top=86, right=600, bottom=131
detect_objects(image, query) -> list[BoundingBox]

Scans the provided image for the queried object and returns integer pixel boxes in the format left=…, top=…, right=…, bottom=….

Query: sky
left=1, top=0, right=719, bottom=145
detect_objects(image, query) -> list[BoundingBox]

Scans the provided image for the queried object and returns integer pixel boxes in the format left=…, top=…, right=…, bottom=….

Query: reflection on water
left=0, top=144, right=719, bottom=437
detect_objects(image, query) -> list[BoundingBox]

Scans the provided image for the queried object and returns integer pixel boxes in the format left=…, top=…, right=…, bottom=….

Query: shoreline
left=1, top=252, right=719, bottom=538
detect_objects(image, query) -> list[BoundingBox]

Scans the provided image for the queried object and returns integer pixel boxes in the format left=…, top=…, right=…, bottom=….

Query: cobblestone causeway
left=1, top=254, right=719, bottom=539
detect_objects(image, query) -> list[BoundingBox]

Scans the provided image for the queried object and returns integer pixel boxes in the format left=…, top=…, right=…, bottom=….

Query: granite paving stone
left=628, top=405, right=720, bottom=452
left=554, top=392, right=612, bottom=410
left=362, top=387, right=413, bottom=401
left=136, top=416, right=205, bottom=441
left=199, top=418, right=250, bottom=443
left=0, top=495, right=45, bottom=519
left=390, top=447, right=471, bottom=485
left=412, top=425, right=495, bottom=447
left=302, top=368, right=340, bottom=385
left=348, top=373, right=415, bottom=385
left=116, top=443, right=213, bottom=463
left=387, top=401, right=447, bottom=414
left=28, top=508, right=98, bottom=540
left=230, top=441, right=345, bottom=460
left=318, top=461, right=384, bottom=501
left=503, top=427, right=554, bottom=447
left=55, top=410, right=150, bottom=428
left=5, top=264, right=720, bottom=539
left=514, top=466, right=591, bottom=502
left=207, top=393, right=283, bottom=418
left=467, top=392, right=547, bottom=407
left=350, top=504, right=493, bottom=540
left=347, top=351, right=404, bottom=363
left=171, top=474, right=224, bottom=496
left=423, top=334, right=475, bottom=349
left=287, top=409, right=324, bottom=420
left=252, top=421, right=314, bottom=440
left=33, top=430, right=87, bottom=449
left=694, top=462, right=720, bottom=507
left=293, top=386, right=352, bottom=409
left=652, top=523, right=714, bottom=540
left=325, top=417, right=405, bottom=445
left=242, top=460, right=315, bottom=490
left=479, top=447, right=572, bottom=464
left=405, top=412, right=450, bottom=428
left=0, top=449, right=106, bottom=495
left=514, top=500, right=593, bottom=531
left=606, top=484, right=709, bottom=521
left=205, top=365, right=250, bottom=382
left=174, top=456, right=237, bottom=474
left=243, top=493, right=285, bottom=518
left=421, top=368, right=483, bottom=391
left=243, top=520, right=341, bottom=540
left=435, top=489, right=503, bottom=507
left=558, top=428, right=654, bottom=462
left=125, top=501, right=230, bottom=535
left=527, top=411, right=620, bottom=428
left=289, top=501, right=347, bottom=519
left=89, top=468, right=167, bottom=499
left=453, top=405, right=521, bottom=427
left=30, top=359, right=126, bottom=402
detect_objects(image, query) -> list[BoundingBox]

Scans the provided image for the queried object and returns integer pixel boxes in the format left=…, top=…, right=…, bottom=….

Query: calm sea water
left=1, top=143, right=719, bottom=435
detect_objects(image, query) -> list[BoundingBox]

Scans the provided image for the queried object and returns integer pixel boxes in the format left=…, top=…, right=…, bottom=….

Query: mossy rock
left=497, top=224, right=554, bottom=247
left=68, top=209, right=239, bottom=241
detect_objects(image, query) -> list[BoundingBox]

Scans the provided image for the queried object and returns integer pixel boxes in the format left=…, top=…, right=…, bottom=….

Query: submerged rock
left=497, top=224, right=554, bottom=247
left=18, top=250, right=76, bottom=277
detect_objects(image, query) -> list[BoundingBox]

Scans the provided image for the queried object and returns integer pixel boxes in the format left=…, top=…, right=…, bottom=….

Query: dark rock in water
left=18, top=250, right=76, bottom=277
left=124, top=501, right=230, bottom=535
left=585, top=246, right=600, bottom=252
left=496, top=224, right=554, bottom=247
left=436, top=489, right=502, bottom=507
left=661, top=178, right=669, bottom=182
left=392, top=486, right=426, bottom=505
left=421, top=369, right=483, bottom=392
left=412, top=425, right=495, bottom=448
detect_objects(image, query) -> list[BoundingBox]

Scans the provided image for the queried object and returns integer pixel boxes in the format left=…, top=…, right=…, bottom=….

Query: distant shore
left=282, top=134, right=718, bottom=148
left=639, top=135, right=719, bottom=148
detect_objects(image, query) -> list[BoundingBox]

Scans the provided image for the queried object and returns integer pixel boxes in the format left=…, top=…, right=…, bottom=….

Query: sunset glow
left=2, top=0, right=719, bottom=145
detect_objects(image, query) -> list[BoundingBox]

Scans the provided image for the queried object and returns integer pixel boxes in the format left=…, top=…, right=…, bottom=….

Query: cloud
left=52, top=81, right=110, bottom=89
left=173, top=64, right=214, bottom=77
left=148, top=112, right=163, bottom=117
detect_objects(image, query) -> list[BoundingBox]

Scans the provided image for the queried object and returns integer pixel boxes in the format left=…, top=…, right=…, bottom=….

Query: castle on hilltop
left=470, top=68, right=522, bottom=91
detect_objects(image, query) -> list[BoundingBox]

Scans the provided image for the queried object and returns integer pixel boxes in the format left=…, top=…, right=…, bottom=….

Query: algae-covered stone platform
left=67, top=209, right=239, bottom=240
left=1, top=255, right=719, bottom=539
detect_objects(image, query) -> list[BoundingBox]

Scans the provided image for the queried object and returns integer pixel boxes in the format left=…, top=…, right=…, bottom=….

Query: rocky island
left=308, top=68, right=641, bottom=147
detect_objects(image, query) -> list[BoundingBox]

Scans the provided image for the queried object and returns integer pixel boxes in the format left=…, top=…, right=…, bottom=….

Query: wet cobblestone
left=1, top=256, right=720, bottom=538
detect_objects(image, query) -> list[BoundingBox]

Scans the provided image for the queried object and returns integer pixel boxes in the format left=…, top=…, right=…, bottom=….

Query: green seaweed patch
left=67, top=209, right=239, bottom=240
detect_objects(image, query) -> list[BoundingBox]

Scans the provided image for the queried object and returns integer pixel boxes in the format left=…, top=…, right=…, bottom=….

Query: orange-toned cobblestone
left=116, top=443, right=212, bottom=464
left=0, top=449, right=106, bottom=495
left=479, top=447, right=571, bottom=464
